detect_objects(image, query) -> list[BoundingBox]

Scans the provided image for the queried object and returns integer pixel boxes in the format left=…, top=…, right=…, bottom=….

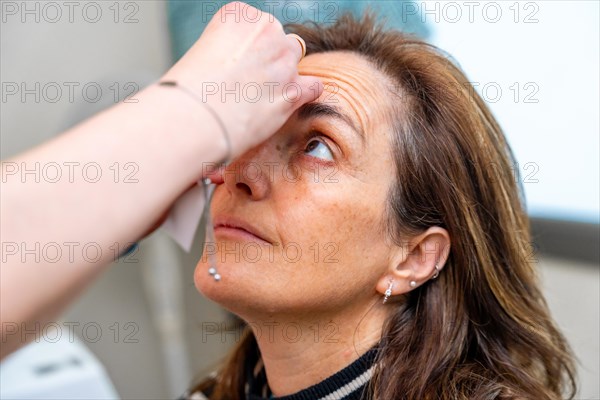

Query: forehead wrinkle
left=304, top=68, right=386, bottom=143
left=303, top=64, right=385, bottom=104
left=331, top=88, right=370, bottom=144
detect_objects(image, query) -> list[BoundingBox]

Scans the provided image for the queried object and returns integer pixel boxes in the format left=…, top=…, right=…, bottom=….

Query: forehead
left=297, top=51, right=394, bottom=141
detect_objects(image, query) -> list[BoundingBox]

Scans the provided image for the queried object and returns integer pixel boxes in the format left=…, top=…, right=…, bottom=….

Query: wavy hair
left=192, top=11, right=577, bottom=400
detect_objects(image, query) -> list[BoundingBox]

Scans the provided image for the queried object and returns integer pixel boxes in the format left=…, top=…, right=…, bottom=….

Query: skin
left=195, top=51, right=451, bottom=396
left=0, top=2, right=322, bottom=360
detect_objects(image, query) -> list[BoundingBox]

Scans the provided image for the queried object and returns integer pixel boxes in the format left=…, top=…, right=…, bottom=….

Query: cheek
left=274, top=179, right=390, bottom=284
left=192, top=166, right=392, bottom=315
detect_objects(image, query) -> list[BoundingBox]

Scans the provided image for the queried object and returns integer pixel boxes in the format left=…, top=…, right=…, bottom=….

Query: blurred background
left=1, top=1, right=598, bottom=399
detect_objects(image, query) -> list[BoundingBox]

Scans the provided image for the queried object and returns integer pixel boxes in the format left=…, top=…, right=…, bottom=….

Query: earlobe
left=377, top=226, right=450, bottom=301
left=382, top=279, right=394, bottom=304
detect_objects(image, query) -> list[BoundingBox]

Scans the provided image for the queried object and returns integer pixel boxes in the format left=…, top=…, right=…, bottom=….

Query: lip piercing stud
left=202, top=177, right=220, bottom=282
left=208, top=267, right=221, bottom=281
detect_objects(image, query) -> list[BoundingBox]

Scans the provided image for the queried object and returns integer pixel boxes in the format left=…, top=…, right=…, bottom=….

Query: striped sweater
left=180, top=345, right=379, bottom=400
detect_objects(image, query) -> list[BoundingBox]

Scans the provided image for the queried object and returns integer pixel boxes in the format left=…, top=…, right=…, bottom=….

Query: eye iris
left=305, top=139, right=333, bottom=161
left=306, top=140, right=319, bottom=152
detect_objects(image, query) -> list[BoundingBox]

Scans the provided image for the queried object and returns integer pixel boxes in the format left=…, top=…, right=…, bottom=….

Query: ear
left=376, top=226, right=450, bottom=298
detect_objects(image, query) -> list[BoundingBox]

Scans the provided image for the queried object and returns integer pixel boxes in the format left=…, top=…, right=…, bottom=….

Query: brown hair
left=192, top=11, right=577, bottom=400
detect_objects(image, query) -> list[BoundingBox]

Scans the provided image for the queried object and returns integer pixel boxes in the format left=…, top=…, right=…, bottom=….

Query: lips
left=213, top=215, right=271, bottom=244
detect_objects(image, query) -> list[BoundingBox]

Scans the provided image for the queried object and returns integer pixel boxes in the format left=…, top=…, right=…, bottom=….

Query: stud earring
left=409, top=280, right=417, bottom=288
left=382, top=280, right=394, bottom=304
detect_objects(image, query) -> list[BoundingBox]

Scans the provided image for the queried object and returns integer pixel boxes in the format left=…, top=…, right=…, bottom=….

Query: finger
left=203, top=164, right=225, bottom=185
left=290, top=75, right=324, bottom=109
left=286, top=33, right=307, bottom=63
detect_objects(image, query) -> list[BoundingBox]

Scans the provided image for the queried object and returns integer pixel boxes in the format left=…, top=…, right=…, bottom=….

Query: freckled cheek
left=275, top=185, right=380, bottom=260
left=329, top=206, right=382, bottom=258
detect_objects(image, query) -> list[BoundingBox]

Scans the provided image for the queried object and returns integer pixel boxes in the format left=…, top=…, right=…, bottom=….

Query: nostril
left=235, top=182, right=252, bottom=196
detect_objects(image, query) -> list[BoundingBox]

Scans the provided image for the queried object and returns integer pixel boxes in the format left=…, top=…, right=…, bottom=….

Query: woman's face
left=195, top=51, right=399, bottom=319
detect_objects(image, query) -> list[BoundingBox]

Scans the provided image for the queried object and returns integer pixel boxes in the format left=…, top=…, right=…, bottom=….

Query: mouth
left=213, top=215, right=271, bottom=245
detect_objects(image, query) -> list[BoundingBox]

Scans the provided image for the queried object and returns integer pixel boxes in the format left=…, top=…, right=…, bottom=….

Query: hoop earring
left=382, top=280, right=394, bottom=304
left=431, top=264, right=440, bottom=279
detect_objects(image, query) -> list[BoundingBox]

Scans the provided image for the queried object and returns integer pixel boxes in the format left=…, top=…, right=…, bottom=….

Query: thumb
left=292, top=75, right=324, bottom=109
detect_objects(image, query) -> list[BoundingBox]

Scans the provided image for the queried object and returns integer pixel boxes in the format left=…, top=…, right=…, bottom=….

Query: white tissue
left=161, top=181, right=206, bottom=253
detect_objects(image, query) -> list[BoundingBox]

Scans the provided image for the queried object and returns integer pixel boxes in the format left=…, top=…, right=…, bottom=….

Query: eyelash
left=301, top=130, right=336, bottom=162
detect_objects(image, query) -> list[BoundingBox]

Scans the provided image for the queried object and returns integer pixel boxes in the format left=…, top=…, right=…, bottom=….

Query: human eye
left=303, top=132, right=334, bottom=161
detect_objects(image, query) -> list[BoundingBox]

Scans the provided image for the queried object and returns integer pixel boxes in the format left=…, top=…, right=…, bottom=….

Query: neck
left=246, top=301, right=390, bottom=397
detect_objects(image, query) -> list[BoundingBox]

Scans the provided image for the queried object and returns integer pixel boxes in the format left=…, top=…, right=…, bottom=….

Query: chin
left=193, top=258, right=268, bottom=317
left=193, top=259, right=229, bottom=302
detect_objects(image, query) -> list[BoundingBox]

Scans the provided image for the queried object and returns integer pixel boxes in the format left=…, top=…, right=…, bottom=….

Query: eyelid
left=307, top=129, right=337, bottom=151
left=304, top=130, right=338, bottom=160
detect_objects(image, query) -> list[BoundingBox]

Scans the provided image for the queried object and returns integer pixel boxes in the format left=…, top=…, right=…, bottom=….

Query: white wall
left=427, top=0, right=600, bottom=223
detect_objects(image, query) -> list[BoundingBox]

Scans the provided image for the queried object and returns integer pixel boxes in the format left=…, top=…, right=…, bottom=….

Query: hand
left=162, top=1, right=323, bottom=158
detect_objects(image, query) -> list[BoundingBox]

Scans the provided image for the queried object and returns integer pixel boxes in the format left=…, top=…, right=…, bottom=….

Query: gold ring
left=288, top=33, right=306, bottom=60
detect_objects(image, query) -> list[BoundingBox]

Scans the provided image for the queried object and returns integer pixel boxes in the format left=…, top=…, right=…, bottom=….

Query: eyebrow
left=296, top=102, right=365, bottom=145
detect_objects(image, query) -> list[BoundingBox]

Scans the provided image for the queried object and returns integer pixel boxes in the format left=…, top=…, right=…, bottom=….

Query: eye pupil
left=304, top=135, right=334, bottom=161
left=306, top=140, right=318, bottom=152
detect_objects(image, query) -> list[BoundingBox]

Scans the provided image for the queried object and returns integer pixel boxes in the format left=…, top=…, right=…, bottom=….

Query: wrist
left=136, top=83, right=229, bottom=181
left=156, top=80, right=232, bottom=165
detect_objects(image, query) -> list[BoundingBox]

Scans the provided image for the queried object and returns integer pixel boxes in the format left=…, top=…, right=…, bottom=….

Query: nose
left=222, top=143, right=275, bottom=200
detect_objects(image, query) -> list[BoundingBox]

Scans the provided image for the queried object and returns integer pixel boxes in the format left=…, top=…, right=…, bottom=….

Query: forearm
left=0, top=83, right=226, bottom=358
left=0, top=0, right=322, bottom=358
